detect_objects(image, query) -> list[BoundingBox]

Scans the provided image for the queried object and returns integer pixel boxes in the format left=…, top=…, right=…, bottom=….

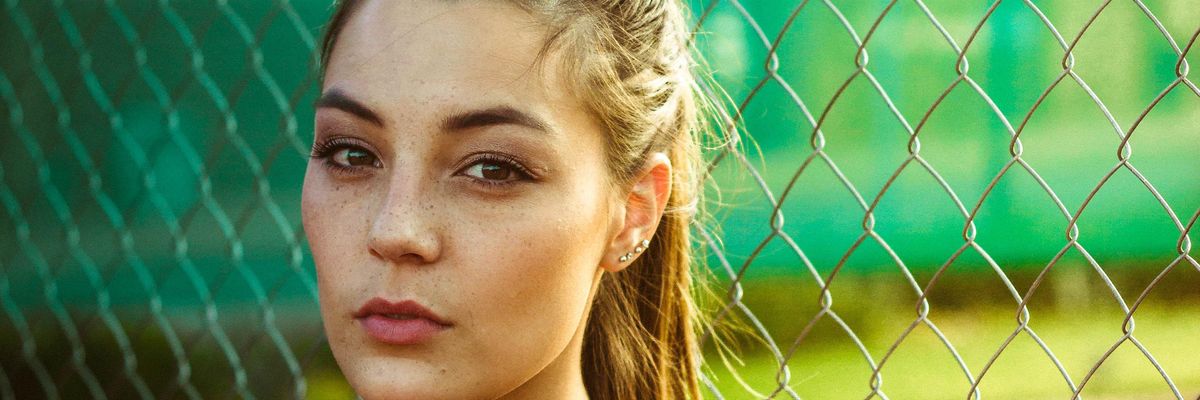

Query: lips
left=354, top=297, right=451, bottom=345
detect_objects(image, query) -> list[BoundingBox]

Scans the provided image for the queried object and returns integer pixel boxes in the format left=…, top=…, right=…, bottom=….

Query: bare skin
left=301, top=1, right=671, bottom=399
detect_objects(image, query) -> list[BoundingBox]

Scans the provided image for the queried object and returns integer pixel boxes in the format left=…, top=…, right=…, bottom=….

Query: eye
left=332, top=147, right=379, bottom=168
left=464, top=161, right=514, bottom=181
left=310, top=136, right=382, bottom=175
left=457, top=154, right=534, bottom=186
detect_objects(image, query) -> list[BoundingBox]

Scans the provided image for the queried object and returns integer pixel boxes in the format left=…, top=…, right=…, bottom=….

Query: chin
left=350, top=373, right=451, bottom=400
left=339, top=355, right=470, bottom=400
left=355, top=386, right=443, bottom=400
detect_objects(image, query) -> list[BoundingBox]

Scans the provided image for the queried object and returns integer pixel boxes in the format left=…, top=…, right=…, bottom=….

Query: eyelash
left=459, top=152, right=536, bottom=187
left=310, top=136, right=378, bottom=177
left=309, top=137, right=535, bottom=187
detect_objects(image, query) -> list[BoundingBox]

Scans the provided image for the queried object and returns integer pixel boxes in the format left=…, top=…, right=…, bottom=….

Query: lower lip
left=358, top=315, right=447, bottom=345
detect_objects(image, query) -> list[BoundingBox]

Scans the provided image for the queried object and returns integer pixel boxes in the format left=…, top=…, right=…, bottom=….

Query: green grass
left=702, top=305, right=1200, bottom=399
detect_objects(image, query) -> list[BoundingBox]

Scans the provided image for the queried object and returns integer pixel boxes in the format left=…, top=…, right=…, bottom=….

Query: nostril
left=367, top=229, right=440, bottom=265
left=366, top=201, right=441, bottom=265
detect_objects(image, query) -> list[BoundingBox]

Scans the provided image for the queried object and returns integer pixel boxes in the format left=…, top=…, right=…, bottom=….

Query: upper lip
left=353, top=297, right=452, bottom=326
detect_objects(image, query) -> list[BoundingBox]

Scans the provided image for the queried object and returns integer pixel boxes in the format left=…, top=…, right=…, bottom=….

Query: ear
left=602, top=152, right=672, bottom=273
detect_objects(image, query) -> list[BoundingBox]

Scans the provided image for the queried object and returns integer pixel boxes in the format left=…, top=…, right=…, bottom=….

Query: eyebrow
left=315, top=89, right=385, bottom=127
left=315, top=89, right=552, bottom=135
left=440, top=105, right=551, bottom=135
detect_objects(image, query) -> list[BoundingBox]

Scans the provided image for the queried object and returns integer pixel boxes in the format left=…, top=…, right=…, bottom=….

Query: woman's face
left=302, top=1, right=622, bottom=398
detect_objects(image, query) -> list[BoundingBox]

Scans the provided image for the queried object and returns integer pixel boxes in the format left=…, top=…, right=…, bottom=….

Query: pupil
left=481, top=163, right=510, bottom=180
left=346, top=149, right=373, bottom=166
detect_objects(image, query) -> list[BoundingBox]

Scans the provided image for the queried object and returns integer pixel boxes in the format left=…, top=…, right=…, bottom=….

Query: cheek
left=448, top=159, right=613, bottom=292
left=443, top=177, right=611, bottom=372
left=302, top=168, right=373, bottom=312
left=459, top=208, right=600, bottom=298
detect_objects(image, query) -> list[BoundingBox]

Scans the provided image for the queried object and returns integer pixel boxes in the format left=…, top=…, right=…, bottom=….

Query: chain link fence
left=1, top=0, right=1198, bottom=399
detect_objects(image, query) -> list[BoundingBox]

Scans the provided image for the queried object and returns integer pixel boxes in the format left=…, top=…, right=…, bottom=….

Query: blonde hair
left=320, top=1, right=711, bottom=398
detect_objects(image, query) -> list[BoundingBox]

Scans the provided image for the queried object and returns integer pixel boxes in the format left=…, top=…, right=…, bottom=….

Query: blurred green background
left=0, top=0, right=1196, bottom=399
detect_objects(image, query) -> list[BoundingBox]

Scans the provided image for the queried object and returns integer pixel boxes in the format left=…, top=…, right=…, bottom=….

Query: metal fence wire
left=1, top=0, right=1198, bottom=399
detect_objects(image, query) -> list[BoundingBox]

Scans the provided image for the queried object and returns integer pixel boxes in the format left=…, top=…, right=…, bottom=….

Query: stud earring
left=619, top=239, right=651, bottom=263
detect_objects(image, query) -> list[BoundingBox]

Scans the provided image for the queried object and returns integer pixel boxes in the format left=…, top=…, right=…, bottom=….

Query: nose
left=366, top=175, right=441, bottom=265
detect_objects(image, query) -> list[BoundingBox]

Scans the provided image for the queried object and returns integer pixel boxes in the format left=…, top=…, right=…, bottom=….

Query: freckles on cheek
left=307, top=178, right=373, bottom=225
left=304, top=179, right=375, bottom=285
left=451, top=204, right=526, bottom=288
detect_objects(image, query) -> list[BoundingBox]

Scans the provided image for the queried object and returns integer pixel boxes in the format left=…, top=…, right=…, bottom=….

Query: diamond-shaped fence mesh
left=0, top=1, right=1197, bottom=399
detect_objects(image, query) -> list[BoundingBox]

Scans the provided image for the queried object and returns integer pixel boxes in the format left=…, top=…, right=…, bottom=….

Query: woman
left=301, top=0, right=712, bottom=398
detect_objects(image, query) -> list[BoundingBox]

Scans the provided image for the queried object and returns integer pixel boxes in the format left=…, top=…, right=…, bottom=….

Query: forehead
left=322, top=0, right=572, bottom=122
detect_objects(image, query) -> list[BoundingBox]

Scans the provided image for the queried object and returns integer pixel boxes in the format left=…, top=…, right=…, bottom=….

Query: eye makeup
left=310, top=133, right=545, bottom=189
left=310, top=136, right=383, bottom=177
left=454, top=152, right=538, bottom=188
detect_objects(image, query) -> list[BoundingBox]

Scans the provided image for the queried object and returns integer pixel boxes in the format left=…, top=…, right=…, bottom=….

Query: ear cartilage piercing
left=620, top=239, right=652, bottom=263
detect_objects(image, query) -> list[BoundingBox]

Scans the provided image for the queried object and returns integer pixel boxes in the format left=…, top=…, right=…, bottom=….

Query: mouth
left=354, top=297, right=451, bottom=345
